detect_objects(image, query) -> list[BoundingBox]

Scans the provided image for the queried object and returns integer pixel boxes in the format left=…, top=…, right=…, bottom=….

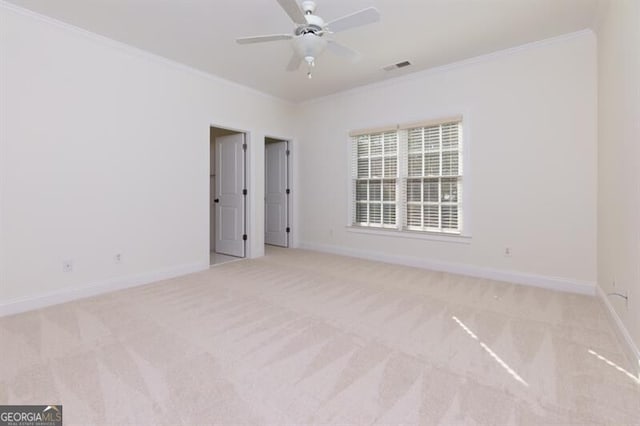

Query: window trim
left=346, top=225, right=472, bottom=244
left=347, top=113, right=472, bottom=239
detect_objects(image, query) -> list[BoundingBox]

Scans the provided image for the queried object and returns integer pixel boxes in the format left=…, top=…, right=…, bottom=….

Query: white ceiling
left=6, top=0, right=601, bottom=102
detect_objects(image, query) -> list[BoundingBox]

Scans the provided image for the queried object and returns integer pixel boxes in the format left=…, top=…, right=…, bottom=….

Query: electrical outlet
left=62, top=260, right=73, bottom=272
left=504, top=247, right=512, bottom=257
left=114, top=253, right=122, bottom=264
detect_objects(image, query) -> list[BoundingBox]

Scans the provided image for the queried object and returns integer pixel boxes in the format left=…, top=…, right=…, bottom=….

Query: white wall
left=0, top=4, right=295, bottom=311
left=297, top=31, right=597, bottom=292
left=596, top=0, right=640, bottom=362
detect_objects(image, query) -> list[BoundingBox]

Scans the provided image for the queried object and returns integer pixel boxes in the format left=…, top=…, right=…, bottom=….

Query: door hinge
left=242, top=143, right=247, bottom=151
left=243, top=189, right=247, bottom=196
left=242, top=234, right=247, bottom=241
left=286, top=189, right=290, bottom=194
left=286, top=149, right=290, bottom=156
left=286, top=227, right=290, bottom=233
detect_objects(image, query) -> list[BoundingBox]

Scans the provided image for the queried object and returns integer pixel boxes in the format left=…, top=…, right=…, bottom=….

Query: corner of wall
left=596, top=286, right=640, bottom=376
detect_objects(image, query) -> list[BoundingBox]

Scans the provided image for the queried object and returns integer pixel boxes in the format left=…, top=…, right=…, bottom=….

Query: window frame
left=347, top=115, right=472, bottom=241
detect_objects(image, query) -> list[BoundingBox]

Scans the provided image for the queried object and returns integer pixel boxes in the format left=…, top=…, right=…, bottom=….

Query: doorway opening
left=265, top=137, right=290, bottom=248
left=210, top=126, right=247, bottom=266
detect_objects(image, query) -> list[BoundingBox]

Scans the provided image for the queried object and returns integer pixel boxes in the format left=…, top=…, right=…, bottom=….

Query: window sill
left=346, top=225, right=472, bottom=244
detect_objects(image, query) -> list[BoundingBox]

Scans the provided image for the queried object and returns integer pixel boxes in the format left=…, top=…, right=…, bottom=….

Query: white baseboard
left=596, top=286, right=640, bottom=375
left=299, top=242, right=596, bottom=295
left=0, top=261, right=209, bottom=317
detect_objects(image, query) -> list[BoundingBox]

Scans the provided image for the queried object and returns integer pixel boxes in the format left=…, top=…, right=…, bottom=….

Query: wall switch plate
left=62, top=260, right=73, bottom=272
left=114, top=253, right=122, bottom=264
left=504, top=247, right=512, bottom=257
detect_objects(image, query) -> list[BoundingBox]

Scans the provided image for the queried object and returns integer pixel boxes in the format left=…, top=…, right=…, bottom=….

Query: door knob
left=214, top=198, right=220, bottom=203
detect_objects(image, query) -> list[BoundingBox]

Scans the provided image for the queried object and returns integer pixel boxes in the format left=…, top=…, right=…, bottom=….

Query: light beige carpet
left=1, top=248, right=639, bottom=425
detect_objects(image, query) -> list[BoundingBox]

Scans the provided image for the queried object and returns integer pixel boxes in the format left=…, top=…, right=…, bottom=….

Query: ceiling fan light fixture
left=293, top=33, right=328, bottom=60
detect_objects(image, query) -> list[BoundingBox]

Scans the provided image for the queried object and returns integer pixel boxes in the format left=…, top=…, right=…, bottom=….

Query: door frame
left=209, top=124, right=250, bottom=259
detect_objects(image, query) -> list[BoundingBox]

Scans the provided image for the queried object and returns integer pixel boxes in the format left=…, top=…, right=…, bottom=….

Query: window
left=350, top=118, right=463, bottom=235
left=353, top=131, right=398, bottom=227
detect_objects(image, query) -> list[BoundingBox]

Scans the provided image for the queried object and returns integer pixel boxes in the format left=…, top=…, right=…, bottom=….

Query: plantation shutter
left=402, top=120, right=462, bottom=233
left=351, top=131, right=398, bottom=227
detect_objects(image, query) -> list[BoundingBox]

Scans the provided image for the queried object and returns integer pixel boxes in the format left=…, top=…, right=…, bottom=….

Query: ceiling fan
left=236, top=0, right=380, bottom=78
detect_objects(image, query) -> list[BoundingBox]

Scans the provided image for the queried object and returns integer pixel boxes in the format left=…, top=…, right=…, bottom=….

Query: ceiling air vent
left=383, top=61, right=412, bottom=71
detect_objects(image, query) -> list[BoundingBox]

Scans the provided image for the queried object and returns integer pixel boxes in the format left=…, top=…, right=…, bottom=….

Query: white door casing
left=265, top=140, right=288, bottom=247
left=215, top=133, right=245, bottom=257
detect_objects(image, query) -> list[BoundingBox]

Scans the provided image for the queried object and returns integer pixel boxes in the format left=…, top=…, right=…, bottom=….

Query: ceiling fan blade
left=326, top=7, right=380, bottom=33
left=286, top=54, right=303, bottom=71
left=276, top=0, right=307, bottom=24
left=236, top=34, right=293, bottom=44
left=327, top=40, right=361, bottom=62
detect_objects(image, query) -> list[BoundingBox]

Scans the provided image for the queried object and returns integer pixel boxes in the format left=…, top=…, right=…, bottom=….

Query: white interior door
left=210, top=175, right=216, bottom=252
left=215, top=133, right=245, bottom=257
left=265, top=140, right=288, bottom=247
left=209, top=139, right=216, bottom=252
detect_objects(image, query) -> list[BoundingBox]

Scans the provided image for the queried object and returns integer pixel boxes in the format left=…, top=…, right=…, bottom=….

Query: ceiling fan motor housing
left=295, top=12, right=324, bottom=36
